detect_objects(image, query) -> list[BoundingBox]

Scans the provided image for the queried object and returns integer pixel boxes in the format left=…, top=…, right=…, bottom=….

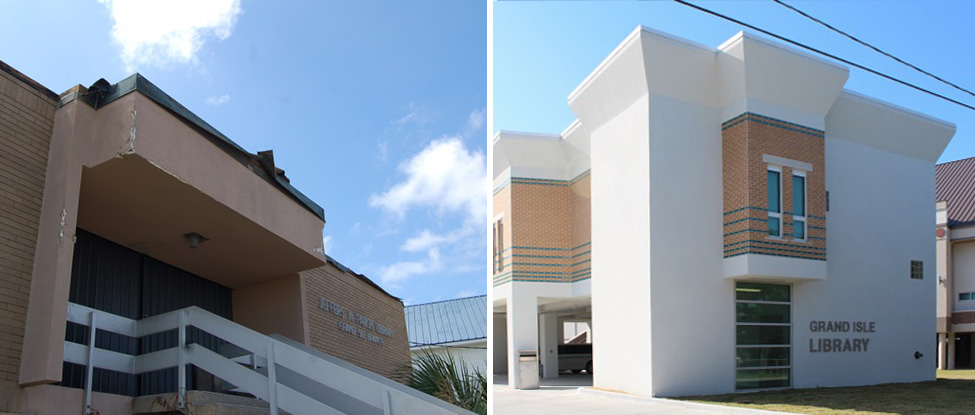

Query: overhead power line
left=773, top=0, right=975, bottom=100
left=672, top=0, right=975, bottom=113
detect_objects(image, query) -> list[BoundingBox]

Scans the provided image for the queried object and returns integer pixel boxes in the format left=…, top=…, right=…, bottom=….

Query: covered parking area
left=492, top=287, right=593, bottom=388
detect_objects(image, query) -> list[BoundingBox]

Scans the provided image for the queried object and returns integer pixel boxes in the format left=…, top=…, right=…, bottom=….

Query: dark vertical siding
left=62, top=229, right=142, bottom=396
left=139, top=255, right=232, bottom=396
left=62, top=229, right=232, bottom=397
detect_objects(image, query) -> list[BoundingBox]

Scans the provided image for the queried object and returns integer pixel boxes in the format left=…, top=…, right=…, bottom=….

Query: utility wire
left=672, top=0, right=975, bottom=112
left=773, top=0, right=975, bottom=100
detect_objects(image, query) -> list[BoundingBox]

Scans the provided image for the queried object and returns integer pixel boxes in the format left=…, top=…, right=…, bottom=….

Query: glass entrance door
left=735, top=282, right=791, bottom=390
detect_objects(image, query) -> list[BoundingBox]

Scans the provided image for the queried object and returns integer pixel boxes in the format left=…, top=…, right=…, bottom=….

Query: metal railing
left=63, top=302, right=471, bottom=415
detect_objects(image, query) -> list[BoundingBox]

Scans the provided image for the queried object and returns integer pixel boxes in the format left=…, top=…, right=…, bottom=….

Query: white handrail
left=62, top=303, right=475, bottom=415
left=84, top=311, right=95, bottom=415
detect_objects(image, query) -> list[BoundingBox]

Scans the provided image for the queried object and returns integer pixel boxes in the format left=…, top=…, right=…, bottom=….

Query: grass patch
left=678, top=370, right=975, bottom=415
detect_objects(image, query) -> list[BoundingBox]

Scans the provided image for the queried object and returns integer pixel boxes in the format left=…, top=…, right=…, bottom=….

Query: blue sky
left=495, top=1, right=974, bottom=163
left=0, top=0, right=486, bottom=305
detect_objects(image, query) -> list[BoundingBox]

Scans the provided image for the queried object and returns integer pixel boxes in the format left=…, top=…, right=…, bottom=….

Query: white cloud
left=369, top=137, right=486, bottom=224
left=205, top=94, right=231, bottom=106
left=99, top=0, right=243, bottom=70
left=321, top=235, right=333, bottom=255
left=378, top=248, right=442, bottom=285
left=464, top=109, right=486, bottom=137
left=401, top=230, right=450, bottom=252
left=395, top=101, right=427, bottom=126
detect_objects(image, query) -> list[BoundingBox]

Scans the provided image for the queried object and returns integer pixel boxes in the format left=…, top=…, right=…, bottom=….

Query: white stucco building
left=492, top=26, right=956, bottom=397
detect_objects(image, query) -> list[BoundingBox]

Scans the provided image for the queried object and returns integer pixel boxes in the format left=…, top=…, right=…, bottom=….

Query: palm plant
left=393, top=350, right=487, bottom=415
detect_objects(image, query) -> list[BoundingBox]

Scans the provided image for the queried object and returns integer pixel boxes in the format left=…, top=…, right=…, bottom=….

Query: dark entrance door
left=62, top=229, right=233, bottom=397
left=957, top=333, right=973, bottom=369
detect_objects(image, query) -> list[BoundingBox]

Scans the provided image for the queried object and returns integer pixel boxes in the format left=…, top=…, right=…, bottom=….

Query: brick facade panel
left=496, top=172, right=592, bottom=285
left=0, top=69, right=55, bottom=394
left=493, top=184, right=512, bottom=284
left=723, top=114, right=826, bottom=260
left=301, top=263, right=410, bottom=378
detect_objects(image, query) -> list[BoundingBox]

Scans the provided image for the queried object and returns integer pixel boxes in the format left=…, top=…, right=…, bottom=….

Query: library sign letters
left=808, top=320, right=876, bottom=353
left=320, top=298, right=395, bottom=346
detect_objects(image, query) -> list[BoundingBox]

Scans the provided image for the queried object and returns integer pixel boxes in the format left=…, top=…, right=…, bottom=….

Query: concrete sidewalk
left=493, top=375, right=796, bottom=415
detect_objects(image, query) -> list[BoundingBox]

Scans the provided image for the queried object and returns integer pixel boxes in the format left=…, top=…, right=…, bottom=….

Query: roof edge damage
left=58, top=71, right=400, bottom=301
left=72, top=73, right=326, bottom=222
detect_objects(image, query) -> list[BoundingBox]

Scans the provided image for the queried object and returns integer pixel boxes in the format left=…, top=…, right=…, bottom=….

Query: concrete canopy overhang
left=77, top=154, right=324, bottom=288
left=73, top=82, right=329, bottom=285
left=21, top=76, right=327, bottom=385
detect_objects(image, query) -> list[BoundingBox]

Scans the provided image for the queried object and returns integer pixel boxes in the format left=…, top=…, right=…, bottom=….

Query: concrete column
left=938, top=333, right=947, bottom=370
left=493, top=313, right=508, bottom=374
left=948, top=333, right=956, bottom=370
left=20, top=98, right=94, bottom=385
left=506, top=293, right=538, bottom=389
left=539, top=312, right=559, bottom=379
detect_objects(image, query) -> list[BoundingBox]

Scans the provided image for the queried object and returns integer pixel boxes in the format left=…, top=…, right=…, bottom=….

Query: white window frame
left=792, top=170, right=807, bottom=242
left=767, top=165, right=783, bottom=239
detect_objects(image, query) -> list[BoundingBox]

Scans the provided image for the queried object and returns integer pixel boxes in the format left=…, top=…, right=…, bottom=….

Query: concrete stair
left=133, top=390, right=290, bottom=415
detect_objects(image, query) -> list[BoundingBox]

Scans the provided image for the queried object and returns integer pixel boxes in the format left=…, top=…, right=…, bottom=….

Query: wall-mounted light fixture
left=184, top=232, right=208, bottom=249
left=914, top=351, right=923, bottom=359
left=939, top=276, right=946, bottom=285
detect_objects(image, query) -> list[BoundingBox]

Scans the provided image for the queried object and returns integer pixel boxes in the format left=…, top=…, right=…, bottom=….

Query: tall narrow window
left=767, top=168, right=781, bottom=237
left=792, top=173, right=806, bottom=241
left=492, top=222, right=498, bottom=274
left=496, top=220, right=504, bottom=274
left=736, top=282, right=791, bottom=390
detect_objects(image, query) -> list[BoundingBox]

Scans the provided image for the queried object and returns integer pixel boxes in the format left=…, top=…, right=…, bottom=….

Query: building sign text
left=808, top=320, right=875, bottom=353
left=320, top=298, right=394, bottom=346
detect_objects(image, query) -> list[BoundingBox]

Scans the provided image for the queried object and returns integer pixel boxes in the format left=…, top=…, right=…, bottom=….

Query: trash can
left=517, top=350, right=539, bottom=389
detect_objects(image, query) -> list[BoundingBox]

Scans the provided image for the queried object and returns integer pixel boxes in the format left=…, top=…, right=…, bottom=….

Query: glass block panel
left=792, top=176, right=805, bottom=216
left=736, top=368, right=790, bottom=390
left=768, top=170, right=781, bottom=213
left=736, top=325, right=790, bottom=345
left=736, top=303, right=790, bottom=324
left=793, top=220, right=805, bottom=240
left=736, top=347, right=790, bottom=368
left=736, top=283, right=790, bottom=302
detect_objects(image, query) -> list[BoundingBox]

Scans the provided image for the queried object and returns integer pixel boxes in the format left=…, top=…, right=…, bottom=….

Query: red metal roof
left=936, top=156, right=975, bottom=227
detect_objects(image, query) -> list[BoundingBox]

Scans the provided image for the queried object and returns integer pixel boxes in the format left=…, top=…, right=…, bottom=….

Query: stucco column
left=493, top=313, right=508, bottom=374
left=947, top=333, right=956, bottom=370
left=938, top=333, right=948, bottom=370
left=506, top=293, right=538, bottom=389
left=539, top=312, right=559, bottom=379
left=20, top=99, right=93, bottom=385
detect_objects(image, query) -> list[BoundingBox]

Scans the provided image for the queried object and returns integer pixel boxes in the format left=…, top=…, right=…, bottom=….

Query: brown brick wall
left=0, top=69, right=56, bottom=395
left=495, top=171, right=591, bottom=285
left=302, top=263, right=410, bottom=378
left=492, top=182, right=512, bottom=285
left=722, top=113, right=826, bottom=261
left=569, top=172, right=591, bottom=282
